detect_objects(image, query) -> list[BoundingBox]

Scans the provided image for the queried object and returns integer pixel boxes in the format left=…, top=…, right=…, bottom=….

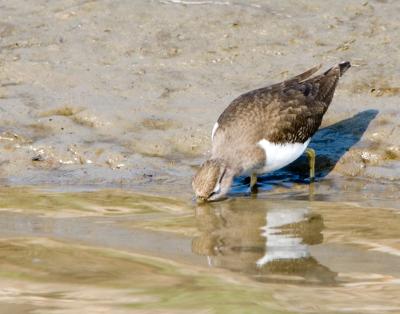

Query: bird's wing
left=260, top=64, right=344, bottom=143
left=217, top=64, right=345, bottom=144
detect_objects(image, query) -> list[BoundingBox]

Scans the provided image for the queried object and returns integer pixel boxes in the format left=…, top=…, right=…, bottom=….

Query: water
left=0, top=187, right=399, bottom=313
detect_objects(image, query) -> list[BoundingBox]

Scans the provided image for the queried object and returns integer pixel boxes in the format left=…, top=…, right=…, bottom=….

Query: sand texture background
left=0, top=0, right=399, bottom=199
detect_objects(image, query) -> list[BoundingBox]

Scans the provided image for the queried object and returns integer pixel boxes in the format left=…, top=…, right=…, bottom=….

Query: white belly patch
left=257, top=138, right=310, bottom=173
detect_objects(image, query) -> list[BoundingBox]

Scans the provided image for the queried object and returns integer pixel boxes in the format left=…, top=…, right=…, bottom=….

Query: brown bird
left=192, top=61, right=351, bottom=201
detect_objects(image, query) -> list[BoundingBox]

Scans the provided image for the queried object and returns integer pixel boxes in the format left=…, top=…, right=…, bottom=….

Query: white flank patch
left=257, top=138, right=310, bottom=173
left=211, top=122, right=219, bottom=141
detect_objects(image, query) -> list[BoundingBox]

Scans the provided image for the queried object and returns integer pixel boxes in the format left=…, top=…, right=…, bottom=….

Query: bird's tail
left=323, top=61, right=351, bottom=77
left=338, top=61, right=351, bottom=76
left=315, top=61, right=351, bottom=108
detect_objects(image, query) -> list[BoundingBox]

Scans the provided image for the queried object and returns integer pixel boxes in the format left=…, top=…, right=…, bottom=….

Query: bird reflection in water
left=192, top=200, right=336, bottom=284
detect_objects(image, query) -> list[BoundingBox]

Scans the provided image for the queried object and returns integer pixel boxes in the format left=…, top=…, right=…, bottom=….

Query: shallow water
left=0, top=187, right=399, bottom=313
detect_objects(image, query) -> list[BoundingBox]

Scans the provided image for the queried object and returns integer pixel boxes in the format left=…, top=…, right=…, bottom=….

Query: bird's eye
left=208, top=168, right=226, bottom=199
left=212, top=182, right=221, bottom=194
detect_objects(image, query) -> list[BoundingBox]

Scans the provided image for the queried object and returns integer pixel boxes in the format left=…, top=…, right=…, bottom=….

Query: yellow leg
left=250, top=173, right=258, bottom=193
left=308, top=180, right=315, bottom=201
left=306, top=148, right=316, bottom=182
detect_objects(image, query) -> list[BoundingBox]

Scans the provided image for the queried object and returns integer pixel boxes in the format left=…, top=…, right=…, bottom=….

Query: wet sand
left=0, top=0, right=400, bottom=195
left=0, top=0, right=400, bottom=313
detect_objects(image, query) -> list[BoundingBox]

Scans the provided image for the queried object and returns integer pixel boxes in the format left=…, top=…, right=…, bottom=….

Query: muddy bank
left=0, top=0, right=400, bottom=198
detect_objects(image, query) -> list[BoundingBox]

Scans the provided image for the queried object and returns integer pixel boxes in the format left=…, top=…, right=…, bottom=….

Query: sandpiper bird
left=192, top=61, right=351, bottom=201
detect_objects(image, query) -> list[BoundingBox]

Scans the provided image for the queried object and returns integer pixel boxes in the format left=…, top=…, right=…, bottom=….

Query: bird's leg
left=308, top=181, right=315, bottom=201
left=250, top=173, right=258, bottom=193
left=305, top=148, right=316, bottom=182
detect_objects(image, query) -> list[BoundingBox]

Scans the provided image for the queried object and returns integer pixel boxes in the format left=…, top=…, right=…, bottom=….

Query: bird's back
left=214, top=62, right=350, bottom=146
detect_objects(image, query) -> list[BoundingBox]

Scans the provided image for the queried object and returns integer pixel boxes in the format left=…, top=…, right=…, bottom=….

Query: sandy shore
left=0, top=0, right=399, bottom=199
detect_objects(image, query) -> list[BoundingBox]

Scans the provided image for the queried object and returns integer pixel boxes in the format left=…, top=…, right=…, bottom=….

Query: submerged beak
left=196, top=196, right=207, bottom=203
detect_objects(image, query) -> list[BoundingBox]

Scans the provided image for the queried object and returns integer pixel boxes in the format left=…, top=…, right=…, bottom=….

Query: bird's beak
left=196, top=196, right=207, bottom=203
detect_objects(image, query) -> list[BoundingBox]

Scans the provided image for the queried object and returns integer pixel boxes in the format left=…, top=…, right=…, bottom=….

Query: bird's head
left=192, top=159, right=234, bottom=202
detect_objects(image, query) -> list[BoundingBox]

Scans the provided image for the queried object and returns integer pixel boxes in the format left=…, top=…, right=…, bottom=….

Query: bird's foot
left=250, top=173, right=258, bottom=194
